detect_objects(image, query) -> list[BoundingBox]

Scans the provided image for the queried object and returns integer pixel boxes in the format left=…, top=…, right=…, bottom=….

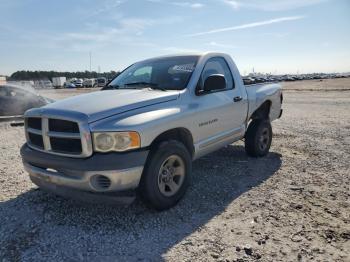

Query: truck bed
left=245, top=82, right=282, bottom=121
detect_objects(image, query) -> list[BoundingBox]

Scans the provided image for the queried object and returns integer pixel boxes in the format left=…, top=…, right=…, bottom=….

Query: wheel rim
left=258, top=127, right=270, bottom=151
left=157, top=155, right=185, bottom=197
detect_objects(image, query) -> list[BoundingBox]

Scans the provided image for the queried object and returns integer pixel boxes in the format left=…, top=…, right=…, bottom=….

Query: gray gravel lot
left=0, top=80, right=349, bottom=261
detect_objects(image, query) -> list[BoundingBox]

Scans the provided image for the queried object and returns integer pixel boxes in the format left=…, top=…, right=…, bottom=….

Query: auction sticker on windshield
left=169, top=63, right=195, bottom=74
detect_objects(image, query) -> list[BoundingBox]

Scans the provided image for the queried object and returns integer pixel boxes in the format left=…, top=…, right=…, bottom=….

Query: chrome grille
left=27, top=117, right=42, bottom=130
left=49, top=119, right=80, bottom=133
left=25, top=116, right=92, bottom=158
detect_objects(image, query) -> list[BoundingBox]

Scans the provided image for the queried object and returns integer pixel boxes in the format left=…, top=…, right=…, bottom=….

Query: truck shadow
left=0, top=145, right=281, bottom=261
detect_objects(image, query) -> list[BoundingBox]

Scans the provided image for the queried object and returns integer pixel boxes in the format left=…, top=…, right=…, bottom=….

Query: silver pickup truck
left=21, top=52, right=283, bottom=210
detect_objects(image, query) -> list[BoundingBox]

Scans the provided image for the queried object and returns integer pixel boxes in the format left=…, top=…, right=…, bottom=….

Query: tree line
left=9, top=70, right=120, bottom=81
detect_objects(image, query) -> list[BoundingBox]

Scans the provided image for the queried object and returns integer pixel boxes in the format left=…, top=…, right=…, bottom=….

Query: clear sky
left=0, top=0, right=349, bottom=76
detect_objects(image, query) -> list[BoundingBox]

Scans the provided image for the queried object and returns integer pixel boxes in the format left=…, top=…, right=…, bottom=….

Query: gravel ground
left=0, top=80, right=349, bottom=261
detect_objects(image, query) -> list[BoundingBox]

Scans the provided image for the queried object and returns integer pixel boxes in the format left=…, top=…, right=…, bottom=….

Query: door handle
left=233, top=96, right=243, bottom=102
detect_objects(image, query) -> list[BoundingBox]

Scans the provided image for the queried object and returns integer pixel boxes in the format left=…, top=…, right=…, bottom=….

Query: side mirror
left=203, top=74, right=226, bottom=93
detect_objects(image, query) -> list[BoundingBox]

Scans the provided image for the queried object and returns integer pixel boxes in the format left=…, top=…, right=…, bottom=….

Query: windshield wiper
left=124, top=82, right=167, bottom=91
left=147, top=86, right=167, bottom=91
left=102, top=84, right=118, bottom=90
left=124, top=82, right=158, bottom=87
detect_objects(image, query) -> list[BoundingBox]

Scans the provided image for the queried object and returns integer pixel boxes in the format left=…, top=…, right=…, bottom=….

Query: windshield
left=107, top=56, right=199, bottom=90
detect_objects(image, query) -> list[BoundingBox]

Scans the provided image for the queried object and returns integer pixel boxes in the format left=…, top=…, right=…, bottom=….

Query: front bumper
left=21, top=144, right=149, bottom=194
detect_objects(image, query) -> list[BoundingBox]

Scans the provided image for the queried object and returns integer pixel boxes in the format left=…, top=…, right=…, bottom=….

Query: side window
left=132, top=66, right=152, bottom=82
left=121, top=66, right=152, bottom=84
left=198, top=57, right=234, bottom=93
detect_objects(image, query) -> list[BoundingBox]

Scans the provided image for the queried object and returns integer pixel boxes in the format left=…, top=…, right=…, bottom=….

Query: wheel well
left=150, top=128, right=194, bottom=157
left=250, top=100, right=271, bottom=120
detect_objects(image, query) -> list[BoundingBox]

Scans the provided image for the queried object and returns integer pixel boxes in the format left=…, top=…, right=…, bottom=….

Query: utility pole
left=89, top=52, right=92, bottom=72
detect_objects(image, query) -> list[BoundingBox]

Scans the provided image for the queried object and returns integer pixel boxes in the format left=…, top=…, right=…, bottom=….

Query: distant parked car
left=285, top=76, right=296, bottom=81
left=73, top=79, right=83, bottom=87
left=83, top=78, right=96, bottom=88
left=64, top=82, right=76, bottom=88
left=35, top=80, right=53, bottom=89
left=242, top=77, right=255, bottom=85
left=97, top=77, right=107, bottom=87
left=254, top=78, right=266, bottom=83
left=0, top=85, right=53, bottom=117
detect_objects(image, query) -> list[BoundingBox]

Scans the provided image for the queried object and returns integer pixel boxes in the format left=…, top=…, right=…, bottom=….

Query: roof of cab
left=135, top=51, right=229, bottom=64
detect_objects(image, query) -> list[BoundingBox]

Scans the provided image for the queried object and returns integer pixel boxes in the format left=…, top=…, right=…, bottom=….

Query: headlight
left=93, top=132, right=141, bottom=152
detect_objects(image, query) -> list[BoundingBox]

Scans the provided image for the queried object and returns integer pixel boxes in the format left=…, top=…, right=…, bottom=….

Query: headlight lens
left=93, top=132, right=141, bottom=152
left=94, top=133, right=115, bottom=151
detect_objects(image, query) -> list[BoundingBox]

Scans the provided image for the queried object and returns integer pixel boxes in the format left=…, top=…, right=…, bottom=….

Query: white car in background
left=73, top=79, right=83, bottom=87
left=83, top=78, right=96, bottom=88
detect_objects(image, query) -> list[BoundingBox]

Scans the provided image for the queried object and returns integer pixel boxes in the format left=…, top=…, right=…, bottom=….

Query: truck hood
left=44, top=89, right=180, bottom=123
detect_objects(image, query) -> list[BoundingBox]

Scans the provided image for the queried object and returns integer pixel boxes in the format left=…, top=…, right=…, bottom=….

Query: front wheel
left=245, top=119, right=272, bottom=157
left=139, top=140, right=192, bottom=210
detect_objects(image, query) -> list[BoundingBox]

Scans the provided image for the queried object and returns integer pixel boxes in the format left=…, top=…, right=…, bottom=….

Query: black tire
left=139, top=140, right=192, bottom=210
left=245, top=119, right=272, bottom=157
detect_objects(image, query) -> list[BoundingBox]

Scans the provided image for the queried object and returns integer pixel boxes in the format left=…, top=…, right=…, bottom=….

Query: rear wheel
left=139, top=140, right=191, bottom=210
left=245, top=119, right=272, bottom=157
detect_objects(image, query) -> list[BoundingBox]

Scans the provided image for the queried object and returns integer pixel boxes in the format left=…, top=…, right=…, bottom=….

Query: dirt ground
left=0, top=79, right=349, bottom=261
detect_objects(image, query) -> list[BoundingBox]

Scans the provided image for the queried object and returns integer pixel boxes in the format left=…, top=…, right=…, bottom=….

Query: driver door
left=193, top=57, right=246, bottom=154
